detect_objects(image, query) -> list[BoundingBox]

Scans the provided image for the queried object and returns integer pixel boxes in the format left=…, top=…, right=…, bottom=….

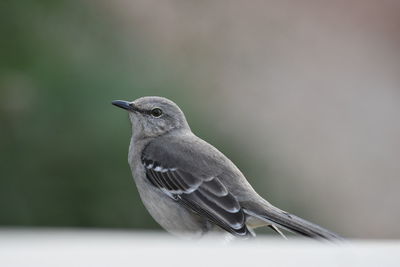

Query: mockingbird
left=112, top=96, right=341, bottom=240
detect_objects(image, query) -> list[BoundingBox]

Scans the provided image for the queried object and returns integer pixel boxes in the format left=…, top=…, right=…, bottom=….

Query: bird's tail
left=243, top=202, right=343, bottom=241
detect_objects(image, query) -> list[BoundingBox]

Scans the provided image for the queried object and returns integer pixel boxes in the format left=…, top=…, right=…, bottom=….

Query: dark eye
left=151, top=108, right=163, bottom=117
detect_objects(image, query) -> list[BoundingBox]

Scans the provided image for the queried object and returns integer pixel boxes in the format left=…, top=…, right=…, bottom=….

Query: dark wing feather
left=141, top=157, right=251, bottom=237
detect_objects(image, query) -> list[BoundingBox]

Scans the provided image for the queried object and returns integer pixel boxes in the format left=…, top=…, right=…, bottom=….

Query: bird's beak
left=112, top=100, right=132, bottom=111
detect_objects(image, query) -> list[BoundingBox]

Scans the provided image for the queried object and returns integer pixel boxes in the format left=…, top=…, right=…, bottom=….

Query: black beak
left=112, top=100, right=132, bottom=111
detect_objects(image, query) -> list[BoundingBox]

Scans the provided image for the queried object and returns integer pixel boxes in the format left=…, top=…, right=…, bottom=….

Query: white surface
left=0, top=229, right=398, bottom=267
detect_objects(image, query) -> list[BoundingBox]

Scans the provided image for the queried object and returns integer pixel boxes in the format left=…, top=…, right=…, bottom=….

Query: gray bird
left=112, top=96, right=341, bottom=240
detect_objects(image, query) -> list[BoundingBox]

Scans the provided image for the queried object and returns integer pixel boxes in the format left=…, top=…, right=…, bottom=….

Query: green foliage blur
left=0, top=0, right=197, bottom=230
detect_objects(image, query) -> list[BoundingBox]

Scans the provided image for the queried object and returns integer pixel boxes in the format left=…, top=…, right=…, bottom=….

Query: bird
left=112, top=96, right=341, bottom=240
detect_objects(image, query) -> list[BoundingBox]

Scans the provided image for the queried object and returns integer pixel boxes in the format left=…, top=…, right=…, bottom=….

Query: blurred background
left=1, top=0, right=400, bottom=239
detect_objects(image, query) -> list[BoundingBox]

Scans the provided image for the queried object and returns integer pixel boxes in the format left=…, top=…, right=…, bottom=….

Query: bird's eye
left=151, top=108, right=163, bottom=117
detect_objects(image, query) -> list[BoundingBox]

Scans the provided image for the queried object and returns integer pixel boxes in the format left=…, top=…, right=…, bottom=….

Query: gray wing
left=141, top=137, right=252, bottom=237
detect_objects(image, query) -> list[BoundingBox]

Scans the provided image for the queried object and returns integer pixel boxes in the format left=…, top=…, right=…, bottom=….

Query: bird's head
left=112, top=96, right=190, bottom=138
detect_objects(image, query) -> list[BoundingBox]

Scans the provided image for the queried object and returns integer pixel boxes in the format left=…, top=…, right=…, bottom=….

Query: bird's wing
left=141, top=137, right=252, bottom=237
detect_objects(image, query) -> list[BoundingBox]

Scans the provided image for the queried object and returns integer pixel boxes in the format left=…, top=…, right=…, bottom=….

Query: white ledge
left=0, top=228, right=399, bottom=267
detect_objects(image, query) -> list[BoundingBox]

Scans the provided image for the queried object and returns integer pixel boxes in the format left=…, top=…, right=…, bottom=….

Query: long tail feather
left=244, top=205, right=343, bottom=241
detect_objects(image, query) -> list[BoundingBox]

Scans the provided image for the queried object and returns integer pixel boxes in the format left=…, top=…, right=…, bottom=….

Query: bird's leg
left=269, top=225, right=288, bottom=239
